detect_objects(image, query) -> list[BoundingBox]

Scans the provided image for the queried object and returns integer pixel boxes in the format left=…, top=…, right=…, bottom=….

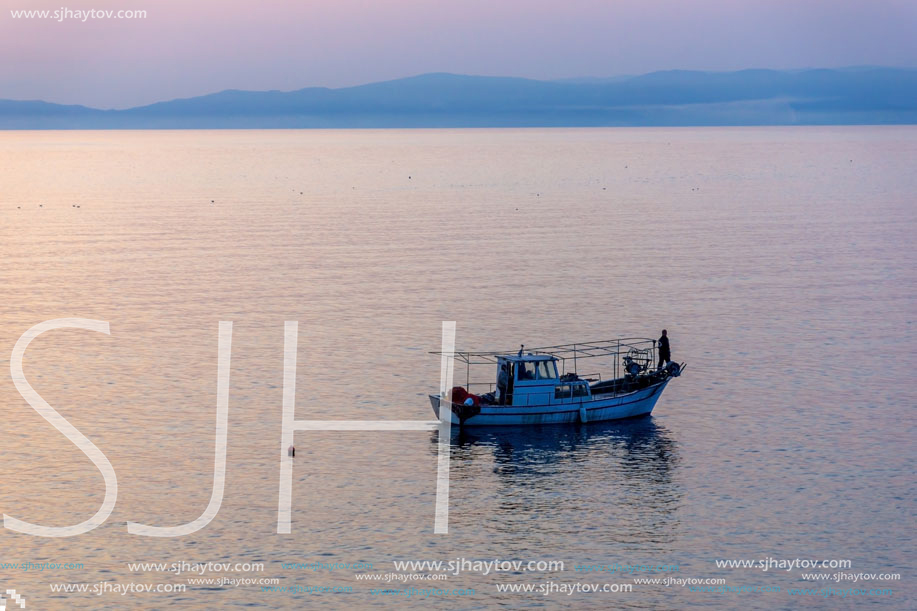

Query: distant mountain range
left=2, top=68, right=915, bottom=128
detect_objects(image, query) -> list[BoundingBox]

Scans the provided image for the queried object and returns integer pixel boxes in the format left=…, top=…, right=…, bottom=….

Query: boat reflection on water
left=433, top=417, right=682, bottom=544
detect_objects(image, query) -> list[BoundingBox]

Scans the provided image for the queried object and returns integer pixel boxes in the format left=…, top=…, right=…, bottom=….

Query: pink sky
left=2, top=0, right=916, bottom=108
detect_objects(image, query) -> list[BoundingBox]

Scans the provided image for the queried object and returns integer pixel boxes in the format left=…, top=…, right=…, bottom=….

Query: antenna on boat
left=518, top=344, right=524, bottom=357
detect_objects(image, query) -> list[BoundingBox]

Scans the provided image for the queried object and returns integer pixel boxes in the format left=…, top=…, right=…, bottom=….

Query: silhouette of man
left=658, top=329, right=671, bottom=368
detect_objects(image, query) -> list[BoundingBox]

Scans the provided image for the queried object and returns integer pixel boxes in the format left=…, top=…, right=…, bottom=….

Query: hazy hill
left=1, top=68, right=915, bottom=128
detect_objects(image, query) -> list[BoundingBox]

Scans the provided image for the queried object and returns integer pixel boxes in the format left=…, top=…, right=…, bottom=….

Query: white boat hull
left=429, top=379, right=671, bottom=426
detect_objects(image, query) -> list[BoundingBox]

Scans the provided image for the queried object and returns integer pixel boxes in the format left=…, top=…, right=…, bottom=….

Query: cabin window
left=518, top=361, right=537, bottom=380
left=554, top=384, right=571, bottom=399
left=572, top=383, right=589, bottom=398
left=536, top=360, right=557, bottom=380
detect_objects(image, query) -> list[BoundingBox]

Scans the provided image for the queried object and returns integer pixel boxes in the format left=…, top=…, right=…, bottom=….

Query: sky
left=1, top=0, right=916, bottom=109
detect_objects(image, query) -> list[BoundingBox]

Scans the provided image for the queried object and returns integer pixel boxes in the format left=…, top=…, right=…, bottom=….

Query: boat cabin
left=495, top=354, right=590, bottom=407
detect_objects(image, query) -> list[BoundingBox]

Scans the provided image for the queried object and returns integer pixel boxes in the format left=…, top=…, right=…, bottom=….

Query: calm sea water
left=0, top=128, right=914, bottom=610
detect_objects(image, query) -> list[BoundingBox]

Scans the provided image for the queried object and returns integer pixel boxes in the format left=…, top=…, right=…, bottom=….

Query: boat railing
left=434, top=337, right=659, bottom=392
left=435, top=337, right=657, bottom=364
left=467, top=382, right=496, bottom=393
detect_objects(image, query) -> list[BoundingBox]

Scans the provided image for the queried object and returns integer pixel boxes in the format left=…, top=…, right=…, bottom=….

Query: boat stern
left=428, top=394, right=465, bottom=425
left=428, top=393, right=442, bottom=419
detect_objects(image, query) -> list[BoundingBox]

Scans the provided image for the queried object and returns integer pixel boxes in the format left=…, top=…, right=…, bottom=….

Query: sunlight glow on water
left=0, top=127, right=914, bottom=609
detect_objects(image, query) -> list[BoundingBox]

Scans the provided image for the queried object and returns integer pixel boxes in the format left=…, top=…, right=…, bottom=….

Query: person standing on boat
left=658, top=329, right=671, bottom=368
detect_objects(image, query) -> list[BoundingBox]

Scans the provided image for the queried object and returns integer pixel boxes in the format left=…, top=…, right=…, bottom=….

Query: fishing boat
left=430, top=338, right=684, bottom=427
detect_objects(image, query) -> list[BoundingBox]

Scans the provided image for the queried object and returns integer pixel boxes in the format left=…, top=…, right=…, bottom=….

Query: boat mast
left=615, top=338, right=619, bottom=385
